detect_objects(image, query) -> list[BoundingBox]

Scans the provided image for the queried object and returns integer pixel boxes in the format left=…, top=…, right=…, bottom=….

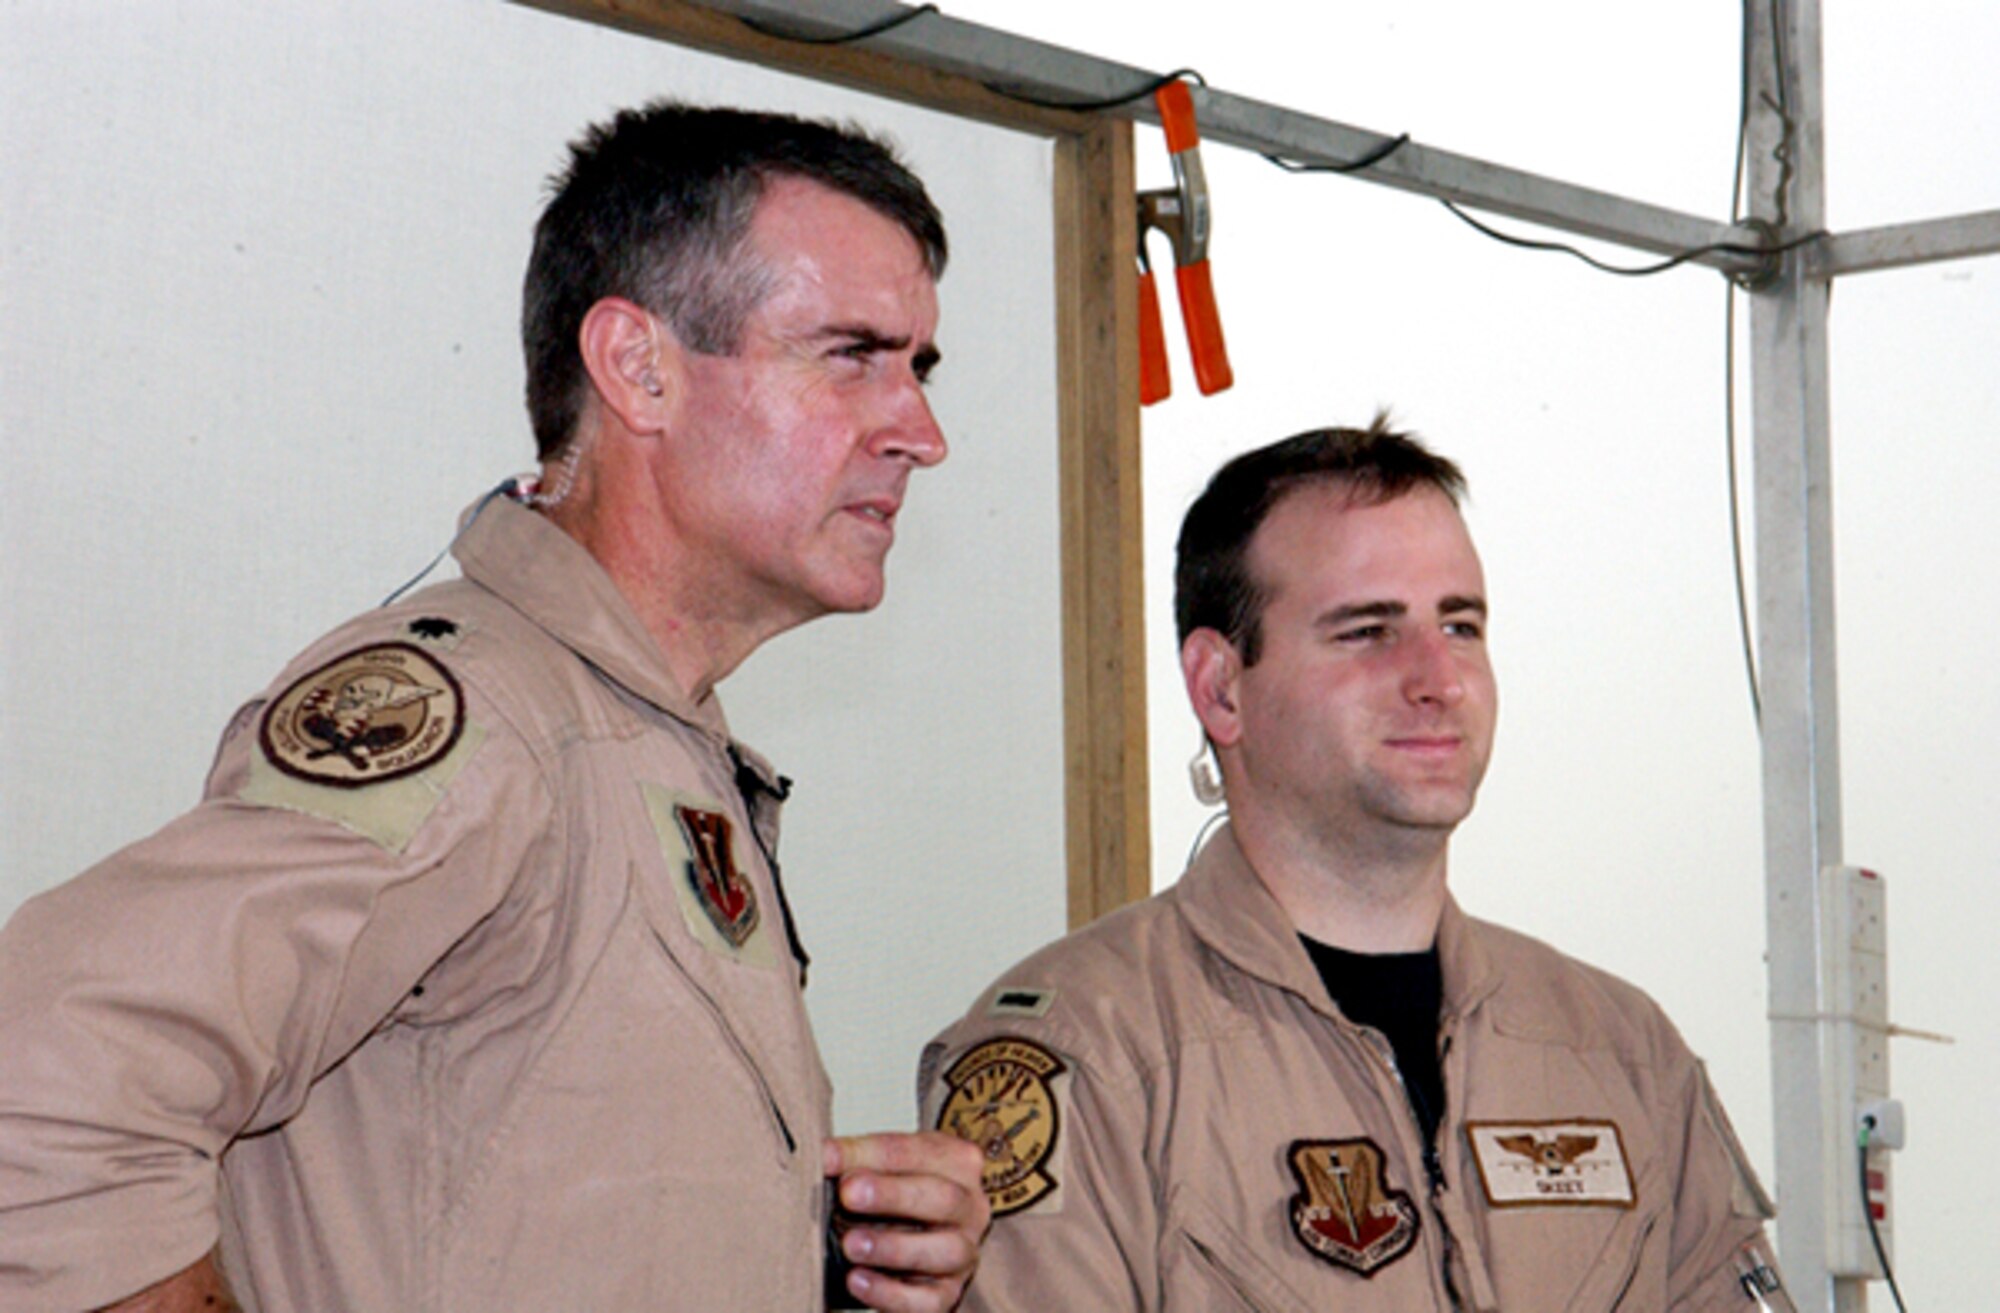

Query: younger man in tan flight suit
left=923, top=419, right=1792, bottom=1310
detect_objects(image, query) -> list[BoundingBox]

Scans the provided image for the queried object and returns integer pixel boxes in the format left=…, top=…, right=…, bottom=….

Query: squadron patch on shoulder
left=1287, top=1137, right=1420, bottom=1277
left=260, top=643, right=464, bottom=787
left=1465, top=1119, right=1635, bottom=1208
left=936, top=1037, right=1065, bottom=1217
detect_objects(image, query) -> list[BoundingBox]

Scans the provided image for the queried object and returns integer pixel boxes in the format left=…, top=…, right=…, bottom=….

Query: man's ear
left=578, top=296, right=678, bottom=434
left=1181, top=628, right=1245, bottom=749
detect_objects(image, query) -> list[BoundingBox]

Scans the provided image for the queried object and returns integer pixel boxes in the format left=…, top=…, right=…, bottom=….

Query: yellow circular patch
left=260, top=642, right=464, bottom=787
left=936, top=1037, right=1065, bottom=1216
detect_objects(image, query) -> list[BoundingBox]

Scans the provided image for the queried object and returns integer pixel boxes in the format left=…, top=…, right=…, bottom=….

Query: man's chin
left=1376, top=787, right=1479, bottom=832
left=812, top=570, right=888, bottom=615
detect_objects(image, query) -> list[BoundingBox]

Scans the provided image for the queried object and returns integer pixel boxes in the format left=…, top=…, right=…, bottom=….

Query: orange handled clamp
left=1137, top=79, right=1233, bottom=403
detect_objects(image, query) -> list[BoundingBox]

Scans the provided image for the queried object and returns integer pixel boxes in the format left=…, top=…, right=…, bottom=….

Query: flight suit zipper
left=717, top=747, right=806, bottom=1157
left=1594, top=1210, right=1657, bottom=1310
left=727, top=744, right=812, bottom=986
left=1360, top=1029, right=1464, bottom=1311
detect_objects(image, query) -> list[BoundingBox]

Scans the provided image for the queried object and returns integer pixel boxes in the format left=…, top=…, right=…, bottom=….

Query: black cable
left=733, top=7, right=1203, bottom=119
left=736, top=3, right=938, bottom=46
left=1726, top=0, right=1762, bottom=727
left=1857, top=1119, right=1910, bottom=1313
left=1438, top=200, right=1813, bottom=278
left=982, top=67, right=1204, bottom=113
left=380, top=478, right=518, bottom=608
left=1262, top=133, right=1411, bottom=176
left=1184, top=808, right=1227, bottom=873
left=1722, top=292, right=1761, bottom=727
left=1760, top=0, right=1796, bottom=230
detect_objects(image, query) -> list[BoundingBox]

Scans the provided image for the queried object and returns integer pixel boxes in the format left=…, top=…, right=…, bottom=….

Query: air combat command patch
left=1287, top=1137, right=1421, bottom=1277
left=674, top=803, right=761, bottom=949
left=260, top=642, right=464, bottom=787
left=936, top=1037, right=1065, bottom=1217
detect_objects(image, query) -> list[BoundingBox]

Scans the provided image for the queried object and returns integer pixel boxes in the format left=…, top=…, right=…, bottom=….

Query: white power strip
left=1821, top=865, right=1895, bottom=1277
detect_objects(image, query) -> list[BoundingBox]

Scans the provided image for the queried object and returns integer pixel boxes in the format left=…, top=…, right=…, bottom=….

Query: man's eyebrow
left=818, top=324, right=909, bottom=351
left=1318, top=600, right=1406, bottom=628
left=817, top=325, right=941, bottom=375
left=1315, top=596, right=1486, bottom=628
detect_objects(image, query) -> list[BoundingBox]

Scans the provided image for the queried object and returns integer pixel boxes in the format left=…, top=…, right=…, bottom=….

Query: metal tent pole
left=1743, top=0, right=1865, bottom=1307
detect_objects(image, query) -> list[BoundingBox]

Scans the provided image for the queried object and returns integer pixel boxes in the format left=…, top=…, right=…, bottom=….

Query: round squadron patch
left=1287, top=1137, right=1420, bottom=1277
left=936, top=1037, right=1064, bottom=1217
left=260, top=642, right=465, bottom=787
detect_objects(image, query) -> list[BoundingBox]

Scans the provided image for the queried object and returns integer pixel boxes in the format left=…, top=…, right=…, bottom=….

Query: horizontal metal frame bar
left=663, top=1, right=2000, bottom=285
left=1808, top=208, right=2000, bottom=277
left=1170, top=93, right=1765, bottom=272
left=692, top=0, right=1772, bottom=277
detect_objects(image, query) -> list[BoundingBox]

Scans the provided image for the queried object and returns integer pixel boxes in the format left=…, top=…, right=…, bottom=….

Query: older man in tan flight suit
left=0, top=102, right=986, bottom=1312
left=923, top=419, right=1792, bottom=1311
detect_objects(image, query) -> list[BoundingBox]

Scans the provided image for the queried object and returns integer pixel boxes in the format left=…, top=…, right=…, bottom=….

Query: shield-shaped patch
left=673, top=804, right=760, bottom=948
left=1286, top=1137, right=1421, bottom=1277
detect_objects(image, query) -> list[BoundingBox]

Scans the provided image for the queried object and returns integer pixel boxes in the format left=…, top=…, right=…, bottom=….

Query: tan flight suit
left=0, top=496, right=834, bottom=1311
left=922, top=825, right=1791, bottom=1312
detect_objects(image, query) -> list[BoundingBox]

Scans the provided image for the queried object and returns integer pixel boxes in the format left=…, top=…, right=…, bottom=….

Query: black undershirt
left=1300, top=936, right=1446, bottom=1151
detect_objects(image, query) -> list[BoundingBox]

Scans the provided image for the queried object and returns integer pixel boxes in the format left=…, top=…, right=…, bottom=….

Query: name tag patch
left=1466, top=1119, right=1635, bottom=1208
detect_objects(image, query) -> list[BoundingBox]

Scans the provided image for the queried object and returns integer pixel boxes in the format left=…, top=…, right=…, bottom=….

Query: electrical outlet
left=1859, top=1099, right=1906, bottom=1152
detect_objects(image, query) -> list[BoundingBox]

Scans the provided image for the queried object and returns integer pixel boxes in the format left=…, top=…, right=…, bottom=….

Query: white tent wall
left=0, top=0, right=1068, bottom=1141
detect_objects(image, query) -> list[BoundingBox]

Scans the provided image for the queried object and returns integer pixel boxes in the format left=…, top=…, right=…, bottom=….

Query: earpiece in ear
left=1188, top=741, right=1225, bottom=807
left=640, top=371, right=664, bottom=397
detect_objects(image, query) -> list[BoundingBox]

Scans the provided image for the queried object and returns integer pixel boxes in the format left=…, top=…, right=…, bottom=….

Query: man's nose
left=871, top=376, right=947, bottom=467
left=1401, top=629, right=1466, bottom=707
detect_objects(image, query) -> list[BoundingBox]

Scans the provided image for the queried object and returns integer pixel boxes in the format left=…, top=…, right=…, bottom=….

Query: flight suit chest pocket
left=1462, top=1119, right=1666, bottom=1310
left=627, top=781, right=818, bottom=1166
left=1162, top=1189, right=1319, bottom=1313
left=626, top=857, right=802, bottom=1167
left=1567, top=1205, right=1663, bottom=1311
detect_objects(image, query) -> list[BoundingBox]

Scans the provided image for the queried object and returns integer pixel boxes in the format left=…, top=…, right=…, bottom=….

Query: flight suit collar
left=1177, top=822, right=1503, bottom=1023
left=1433, top=890, right=1503, bottom=1026
left=450, top=493, right=741, bottom=752
left=1176, top=823, right=1341, bottom=1016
